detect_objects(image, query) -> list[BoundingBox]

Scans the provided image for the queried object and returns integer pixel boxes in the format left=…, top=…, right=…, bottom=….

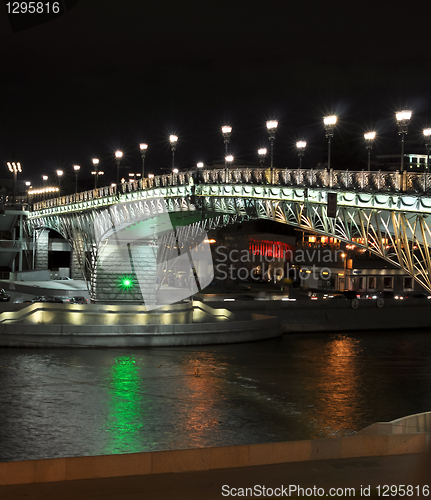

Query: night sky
left=1, top=0, right=430, bottom=192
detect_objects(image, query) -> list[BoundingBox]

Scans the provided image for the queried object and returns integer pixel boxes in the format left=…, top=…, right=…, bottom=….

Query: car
left=31, top=296, right=63, bottom=303
left=0, top=289, right=11, bottom=301
left=70, top=296, right=88, bottom=304
left=379, top=291, right=395, bottom=299
left=406, top=293, right=430, bottom=299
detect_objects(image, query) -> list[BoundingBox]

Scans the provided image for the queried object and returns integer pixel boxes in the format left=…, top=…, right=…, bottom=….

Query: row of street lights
left=12, top=111, right=431, bottom=197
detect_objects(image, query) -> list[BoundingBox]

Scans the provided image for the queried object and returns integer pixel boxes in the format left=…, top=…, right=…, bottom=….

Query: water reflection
left=309, top=335, right=362, bottom=438
left=104, top=356, right=145, bottom=454
left=1, top=331, right=431, bottom=462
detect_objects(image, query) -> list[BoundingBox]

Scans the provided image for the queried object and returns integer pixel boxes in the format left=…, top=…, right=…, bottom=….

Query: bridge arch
left=27, top=168, right=431, bottom=301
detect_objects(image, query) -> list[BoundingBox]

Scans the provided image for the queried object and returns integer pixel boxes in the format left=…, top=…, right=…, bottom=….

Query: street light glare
left=396, top=110, right=412, bottom=121
left=169, top=135, right=178, bottom=143
left=139, top=143, right=148, bottom=150
left=197, top=162, right=204, bottom=168
left=324, top=115, right=337, bottom=125
left=364, top=132, right=376, bottom=140
left=92, top=158, right=99, bottom=165
left=296, top=141, right=307, bottom=148
left=73, top=165, right=81, bottom=171
left=225, top=155, right=234, bottom=162
left=172, top=168, right=179, bottom=174
left=221, top=126, right=232, bottom=134
left=42, top=175, right=48, bottom=181
left=424, top=129, right=431, bottom=137
left=7, top=162, right=22, bottom=173
left=266, top=120, right=278, bottom=130
left=115, top=151, right=123, bottom=158
left=258, top=148, right=267, bottom=155
left=56, top=170, right=63, bottom=176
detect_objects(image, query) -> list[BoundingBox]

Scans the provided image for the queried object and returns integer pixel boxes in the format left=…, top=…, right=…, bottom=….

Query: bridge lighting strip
left=29, top=183, right=431, bottom=219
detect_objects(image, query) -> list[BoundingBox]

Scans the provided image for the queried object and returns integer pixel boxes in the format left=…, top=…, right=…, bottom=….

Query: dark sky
left=1, top=0, right=430, bottom=191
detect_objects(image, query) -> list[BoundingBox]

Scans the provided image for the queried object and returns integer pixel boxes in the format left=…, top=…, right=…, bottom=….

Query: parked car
left=31, top=296, right=63, bottom=303
left=70, top=296, right=88, bottom=304
left=406, top=293, right=430, bottom=299
left=0, top=289, right=11, bottom=302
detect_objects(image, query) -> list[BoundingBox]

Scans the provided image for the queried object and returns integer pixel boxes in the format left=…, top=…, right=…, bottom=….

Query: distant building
left=376, top=153, right=429, bottom=171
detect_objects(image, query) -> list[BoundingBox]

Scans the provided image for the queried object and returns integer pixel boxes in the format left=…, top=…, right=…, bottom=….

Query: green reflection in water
left=104, top=356, right=146, bottom=454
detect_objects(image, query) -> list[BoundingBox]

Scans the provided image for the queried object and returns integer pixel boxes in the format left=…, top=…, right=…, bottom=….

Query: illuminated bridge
left=26, top=168, right=431, bottom=304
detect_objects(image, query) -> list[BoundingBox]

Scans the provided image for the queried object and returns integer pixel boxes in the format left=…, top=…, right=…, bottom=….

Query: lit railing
left=31, top=168, right=431, bottom=211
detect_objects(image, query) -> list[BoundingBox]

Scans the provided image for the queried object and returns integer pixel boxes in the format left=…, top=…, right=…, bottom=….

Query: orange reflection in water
left=172, top=354, right=227, bottom=448
left=308, top=335, right=363, bottom=438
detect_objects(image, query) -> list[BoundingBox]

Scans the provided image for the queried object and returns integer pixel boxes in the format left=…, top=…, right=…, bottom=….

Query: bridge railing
left=31, top=168, right=431, bottom=211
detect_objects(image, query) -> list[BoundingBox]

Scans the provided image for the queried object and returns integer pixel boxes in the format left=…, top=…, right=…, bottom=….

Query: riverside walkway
left=0, top=453, right=428, bottom=500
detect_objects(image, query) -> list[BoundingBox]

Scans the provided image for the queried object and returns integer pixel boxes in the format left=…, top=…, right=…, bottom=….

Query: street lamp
left=56, top=170, right=63, bottom=194
left=424, top=129, right=431, bottom=173
left=7, top=162, right=22, bottom=199
left=364, top=132, right=376, bottom=171
left=115, top=151, right=123, bottom=186
left=323, top=115, right=337, bottom=170
left=91, top=170, right=104, bottom=189
left=197, top=162, right=204, bottom=169
left=221, top=126, right=232, bottom=158
left=396, top=110, right=412, bottom=172
left=169, top=135, right=178, bottom=170
left=266, top=120, right=278, bottom=170
left=225, top=155, right=234, bottom=181
left=296, top=141, right=307, bottom=169
left=139, top=143, right=148, bottom=178
left=73, top=165, right=80, bottom=194
left=258, top=148, right=267, bottom=168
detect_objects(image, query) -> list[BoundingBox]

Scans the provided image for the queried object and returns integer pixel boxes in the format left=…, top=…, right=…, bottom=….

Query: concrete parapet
left=204, top=298, right=431, bottom=333
left=0, top=301, right=281, bottom=347
left=0, top=432, right=427, bottom=486
left=358, top=411, right=431, bottom=437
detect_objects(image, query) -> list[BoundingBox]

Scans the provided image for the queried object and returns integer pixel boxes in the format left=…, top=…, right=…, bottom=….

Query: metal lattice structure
left=26, top=167, right=431, bottom=295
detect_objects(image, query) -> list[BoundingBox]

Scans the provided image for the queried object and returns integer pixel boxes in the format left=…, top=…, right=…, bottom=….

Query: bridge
left=26, top=167, right=431, bottom=305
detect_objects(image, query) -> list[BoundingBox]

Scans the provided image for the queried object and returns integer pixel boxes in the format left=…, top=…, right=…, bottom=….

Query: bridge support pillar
left=91, top=242, right=157, bottom=306
left=70, top=249, right=85, bottom=280
left=34, top=229, right=49, bottom=270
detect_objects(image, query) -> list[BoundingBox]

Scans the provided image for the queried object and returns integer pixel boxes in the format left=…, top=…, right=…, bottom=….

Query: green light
left=118, top=275, right=134, bottom=291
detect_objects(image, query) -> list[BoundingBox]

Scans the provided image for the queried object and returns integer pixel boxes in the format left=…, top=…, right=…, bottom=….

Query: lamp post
left=139, top=143, right=148, bottom=178
left=221, top=126, right=232, bottom=162
left=296, top=141, right=307, bottom=169
left=56, top=170, right=63, bottom=193
left=396, top=110, right=412, bottom=173
left=73, top=165, right=80, bottom=194
left=258, top=148, right=267, bottom=168
left=364, top=132, right=376, bottom=171
left=169, top=135, right=178, bottom=170
left=424, top=129, right=431, bottom=173
left=91, top=170, right=104, bottom=190
left=115, top=151, right=123, bottom=186
left=225, top=155, right=233, bottom=182
left=323, top=115, right=337, bottom=170
left=266, top=120, right=278, bottom=170
left=92, top=158, right=99, bottom=188
left=7, top=162, right=22, bottom=200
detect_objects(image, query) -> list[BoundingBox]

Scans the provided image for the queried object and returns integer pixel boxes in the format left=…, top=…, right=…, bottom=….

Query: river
left=1, top=330, right=430, bottom=462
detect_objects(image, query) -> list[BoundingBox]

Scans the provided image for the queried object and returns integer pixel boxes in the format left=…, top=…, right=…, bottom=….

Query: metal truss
left=26, top=168, right=431, bottom=295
